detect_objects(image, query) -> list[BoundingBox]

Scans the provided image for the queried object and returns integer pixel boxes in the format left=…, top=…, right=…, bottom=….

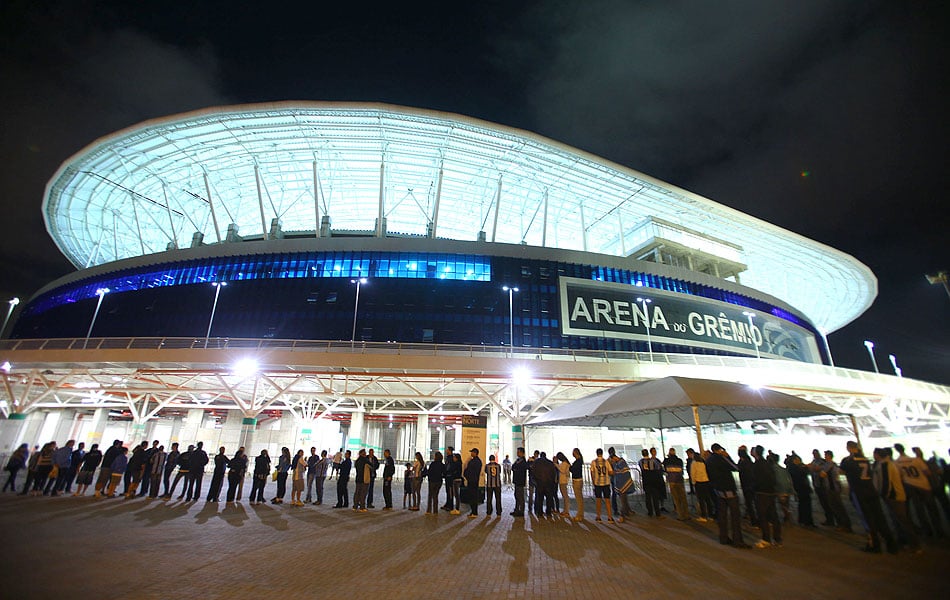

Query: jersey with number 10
left=590, top=457, right=612, bottom=486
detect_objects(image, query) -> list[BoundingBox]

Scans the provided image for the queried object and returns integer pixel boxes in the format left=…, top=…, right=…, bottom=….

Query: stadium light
left=742, top=311, right=761, bottom=360
left=84, top=288, right=110, bottom=349
left=888, top=354, right=902, bottom=378
left=925, top=271, right=949, bottom=301
left=636, top=297, right=653, bottom=362
left=231, top=358, right=259, bottom=378
left=1, top=297, right=19, bottom=339
left=502, top=286, right=520, bottom=356
left=205, top=282, right=227, bottom=348
left=863, top=340, right=879, bottom=374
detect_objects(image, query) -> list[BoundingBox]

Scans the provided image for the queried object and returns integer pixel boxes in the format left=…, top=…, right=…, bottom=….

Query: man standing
left=463, top=448, right=483, bottom=517
left=809, top=449, right=834, bottom=526
left=752, top=445, right=782, bottom=548
left=305, top=447, right=320, bottom=503
left=706, top=443, right=750, bottom=548
left=170, top=445, right=194, bottom=500
left=442, top=446, right=457, bottom=511
left=664, top=448, right=689, bottom=521
left=313, top=449, right=331, bottom=505
left=381, top=449, right=395, bottom=509
left=353, top=449, right=370, bottom=512
left=502, top=454, right=512, bottom=486
left=94, top=440, right=123, bottom=498
left=737, top=445, right=757, bottom=525
left=366, top=449, right=380, bottom=508
left=894, top=443, right=944, bottom=538
left=788, top=454, right=815, bottom=526
left=822, top=450, right=852, bottom=532
left=162, top=442, right=180, bottom=497
left=138, top=440, right=160, bottom=497
left=147, top=445, right=167, bottom=498
left=510, top=447, right=528, bottom=517
left=61, top=441, right=85, bottom=495
left=840, top=441, right=896, bottom=554
left=48, top=439, right=75, bottom=496
left=333, top=450, right=352, bottom=508
left=875, top=447, right=920, bottom=553
left=206, top=446, right=229, bottom=502
left=485, top=454, right=502, bottom=516
left=189, top=441, right=209, bottom=501
left=607, top=448, right=633, bottom=522
left=527, top=450, right=539, bottom=514
left=330, top=448, right=343, bottom=480
left=590, top=448, right=614, bottom=523
left=639, top=448, right=665, bottom=518
left=532, top=451, right=557, bottom=517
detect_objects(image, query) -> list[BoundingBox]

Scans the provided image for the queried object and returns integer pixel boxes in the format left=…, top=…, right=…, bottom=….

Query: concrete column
left=85, top=408, right=110, bottom=449
left=0, top=413, right=29, bottom=452
left=488, top=407, right=500, bottom=461
left=221, top=410, right=245, bottom=450
left=437, top=425, right=446, bottom=454
left=453, top=424, right=462, bottom=451
left=415, top=413, right=428, bottom=457
left=176, top=409, right=206, bottom=446
left=347, top=411, right=364, bottom=452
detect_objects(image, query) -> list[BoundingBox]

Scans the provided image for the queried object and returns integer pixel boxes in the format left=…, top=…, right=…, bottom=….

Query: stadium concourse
left=0, top=476, right=946, bottom=600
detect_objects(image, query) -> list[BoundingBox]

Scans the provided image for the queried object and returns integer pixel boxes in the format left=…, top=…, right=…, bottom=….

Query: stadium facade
left=1, top=103, right=947, bottom=458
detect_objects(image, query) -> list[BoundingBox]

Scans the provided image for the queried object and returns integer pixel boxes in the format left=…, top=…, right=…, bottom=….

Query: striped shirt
left=590, top=457, right=612, bottom=487
left=485, top=461, right=502, bottom=488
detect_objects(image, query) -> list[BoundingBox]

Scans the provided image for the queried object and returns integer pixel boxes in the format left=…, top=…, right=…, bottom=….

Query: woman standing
left=410, top=451, right=425, bottom=511
left=570, top=448, right=585, bottom=522
left=31, top=442, right=56, bottom=496
left=272, top=447, right=291, bottom=504
left=206, top=446, right=229, bottom=502
left=74, top=444, right=103, bottom=497
left=291, top=449, right=307, bottom=506
left=555, top=452, right=572, bottom=517
left=425, top=452, right=445, bottom=514
left=226, top=448, right=247, bottom=503
left=3, top=443, right=29, bottom=493
left=250, top=449, right=270, bottom=504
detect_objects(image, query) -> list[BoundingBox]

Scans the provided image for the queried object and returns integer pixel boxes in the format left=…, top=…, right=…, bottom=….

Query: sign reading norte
left=559, top=277, right=821, bottom=363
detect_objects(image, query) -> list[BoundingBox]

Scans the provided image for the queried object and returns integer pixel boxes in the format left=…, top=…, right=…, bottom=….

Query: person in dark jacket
left=138, top=440, right=160, bottom=497
left=737, top=445, right=757, bottom=525
left=463, top=448, right=483, bottom=517
left=189, top=441, right=210, bottom=501
left=147, top=445, right=167, bottom=499
left=74, top=443, right=102, bottom=496
left=105, top=446, right=129, bottom=497
left=3, top=443, right=29, bottom=493
left=425, top=452, right=445, bottom=514
left=353, top=449, right=371, bottom=511
left=124, top=441, right=148, bottom=497
left=441, top=446, right=457, bottom=510
left=272, top=447, right=291, bottom=505
left=443, top=449, right=462, bottom=513
left=531, top=452, right=558, bottom=517
left=250, top=449, right=270, bottom=504
left=94, top=440, right=123, bottom=497
left=752, top=445, right=781, bottom=548
left=225, top=447, right=248, bottom=503
left=706, top=443, right=750, bottom=548
left=206, top=446, right=229, bottom=502
left=382, top=449, right=396, bottom=509
left=162, top=442, right=180, bottom=497
left=333, top=450, right=352, bottom=508
left=510, top=447, right=528, bottom=517
left=169, top=445, right=194, bottom=500
left=787, top=454, right=815, bottom=526
left=59, top=441, right=85, bottom=495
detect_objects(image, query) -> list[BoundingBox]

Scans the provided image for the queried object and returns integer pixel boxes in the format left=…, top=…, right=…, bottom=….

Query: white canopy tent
left=527, top=376, right=849, bottom=452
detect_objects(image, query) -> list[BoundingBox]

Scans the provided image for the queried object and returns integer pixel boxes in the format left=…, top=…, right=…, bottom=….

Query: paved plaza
left=0, top=482, right=946, bottom=600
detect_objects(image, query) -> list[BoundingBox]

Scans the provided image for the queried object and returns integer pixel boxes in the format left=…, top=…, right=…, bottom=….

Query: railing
left=2, top=336, right=948, bottom=396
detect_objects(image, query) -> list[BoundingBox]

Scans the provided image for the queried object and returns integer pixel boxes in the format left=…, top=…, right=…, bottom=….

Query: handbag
left=50, top=464, right=60, bottom=479
left=272, top=469, right=279, bottom=482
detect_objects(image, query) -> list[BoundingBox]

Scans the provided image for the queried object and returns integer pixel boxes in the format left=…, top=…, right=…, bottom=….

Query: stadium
left=1, top=102, right=947, bottom=458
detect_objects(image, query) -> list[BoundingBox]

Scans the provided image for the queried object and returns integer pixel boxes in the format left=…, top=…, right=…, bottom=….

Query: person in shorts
left=590, top=448, right=614, bottom=523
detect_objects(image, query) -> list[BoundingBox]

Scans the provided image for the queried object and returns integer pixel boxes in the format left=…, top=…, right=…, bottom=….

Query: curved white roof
left=43, top=102, right=875, bottom=332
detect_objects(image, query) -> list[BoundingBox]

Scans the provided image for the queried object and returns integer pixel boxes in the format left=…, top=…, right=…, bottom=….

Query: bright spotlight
left=512, top=367, right=532, bottom=386
left=1, top=361, right=11, bottom=373
left=232, top=358, right=259, bottom=377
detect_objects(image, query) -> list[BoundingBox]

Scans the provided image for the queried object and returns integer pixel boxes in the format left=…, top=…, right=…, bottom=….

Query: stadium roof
left=43, top=102, right=875, bottom=332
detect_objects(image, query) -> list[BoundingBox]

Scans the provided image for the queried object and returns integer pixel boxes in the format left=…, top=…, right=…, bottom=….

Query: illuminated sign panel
left=559, top=277, right=820, bottom=363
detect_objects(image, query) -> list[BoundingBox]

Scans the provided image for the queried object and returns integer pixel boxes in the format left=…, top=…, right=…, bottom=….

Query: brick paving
left=0, top=482, right=946, bottom=599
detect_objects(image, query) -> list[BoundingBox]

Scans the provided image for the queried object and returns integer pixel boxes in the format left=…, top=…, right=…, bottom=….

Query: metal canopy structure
left=44, top=102, right=875, bottom=333
left=2, top=338, right=948, bottom=437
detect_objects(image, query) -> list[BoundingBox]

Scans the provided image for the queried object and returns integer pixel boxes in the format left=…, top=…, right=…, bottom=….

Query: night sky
left=1, top=1, right=947, bottom=383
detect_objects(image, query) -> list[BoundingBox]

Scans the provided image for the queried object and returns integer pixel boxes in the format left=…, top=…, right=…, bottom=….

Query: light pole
left=743, top=311, right=761, bottom=360
left=205, top=282, right=227, bottom=348
left=925, top=271, right=949, bottom=301
left=350, top=278, right=367, bottom=343
left=84, top=288, right=110, bottom=349
left=863, top=340, right=879, bottom=374
left=636, top=297, right=653, bottom=362
left=888, top=354, right=902, bottom=378
left=502, top=286, right=519, bottom=357
left=1, top=297, right=19, bottom=339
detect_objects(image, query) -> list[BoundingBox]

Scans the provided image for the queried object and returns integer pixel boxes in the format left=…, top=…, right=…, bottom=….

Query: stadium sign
left=559, top=277, right=820, bottom=363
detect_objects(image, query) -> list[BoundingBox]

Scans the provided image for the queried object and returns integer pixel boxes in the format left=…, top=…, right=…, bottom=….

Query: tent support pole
left=849, top=414, right=863, bottom=452
left=659, top=410, right=665, bottom=456
left=691, top=405, right=705, bottom=453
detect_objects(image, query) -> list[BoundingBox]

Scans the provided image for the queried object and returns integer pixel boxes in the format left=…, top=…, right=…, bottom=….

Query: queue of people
left=3, top=435, right=948, bottom=555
